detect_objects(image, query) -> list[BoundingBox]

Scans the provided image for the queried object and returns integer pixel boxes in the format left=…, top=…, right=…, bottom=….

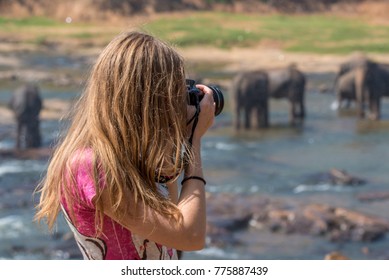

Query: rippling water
left=1, top=71, right=389, bottom=260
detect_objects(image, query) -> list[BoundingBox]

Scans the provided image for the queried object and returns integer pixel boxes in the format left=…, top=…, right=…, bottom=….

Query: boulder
left=206, top=192, right=389, bottom=247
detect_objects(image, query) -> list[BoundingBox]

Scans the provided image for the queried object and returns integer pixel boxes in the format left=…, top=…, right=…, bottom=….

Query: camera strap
left=187, top=103, right=200, bottom=147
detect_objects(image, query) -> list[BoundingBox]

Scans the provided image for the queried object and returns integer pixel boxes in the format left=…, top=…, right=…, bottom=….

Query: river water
left=0, top=54, right=389, bottom=260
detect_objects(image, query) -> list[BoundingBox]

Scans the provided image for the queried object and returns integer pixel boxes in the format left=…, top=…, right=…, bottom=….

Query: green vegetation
left=0, top=16, right=58, bottom=27
left=1, top=12, right=389, bottom=54
left=69, top=32, right=96, bottom=39
left=0, top=16, right=118, bottom=47
left=144, top=12, right=264, bottom=49
left=144, top=12, right=389, bottom=54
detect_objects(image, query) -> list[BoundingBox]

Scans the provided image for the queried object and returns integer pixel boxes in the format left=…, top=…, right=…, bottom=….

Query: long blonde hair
left=34, top=31, right=189, bottom=233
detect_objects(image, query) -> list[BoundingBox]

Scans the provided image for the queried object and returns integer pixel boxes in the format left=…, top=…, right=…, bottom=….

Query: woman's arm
left=101, top=138, right=206, bottom=251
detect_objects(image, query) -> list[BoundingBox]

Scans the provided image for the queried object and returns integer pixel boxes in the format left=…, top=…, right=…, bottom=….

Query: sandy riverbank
left=180, top=45, right=389, bottom=73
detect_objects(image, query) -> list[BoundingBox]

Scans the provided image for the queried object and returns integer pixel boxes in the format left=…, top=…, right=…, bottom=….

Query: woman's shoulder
left=69, top=147, right=94, bottom=170
left=67, top=147, right=100, bottom=205
left=68, top=147, right=98, bottom=186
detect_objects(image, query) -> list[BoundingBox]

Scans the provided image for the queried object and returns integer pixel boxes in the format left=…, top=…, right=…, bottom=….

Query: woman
left=34, top=31, right=215, bottom=260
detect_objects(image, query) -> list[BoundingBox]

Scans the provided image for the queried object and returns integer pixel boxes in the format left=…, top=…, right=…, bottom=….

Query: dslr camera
left=186, top=79, right=224, bottom=116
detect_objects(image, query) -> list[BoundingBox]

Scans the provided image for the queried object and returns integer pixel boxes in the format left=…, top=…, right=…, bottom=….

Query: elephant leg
left=261, top=100, right=269, bottom=128
left=244, top=107, right=251, bottom=129
left=300, top=100, right=305, bottom=119
left=337, top=92, right=343, bottom=110
left=369, top=96, right=381, bottom=120
left=26, top=124, right=33, bottom=148
left=289, top=102, right=297, bottom=125
left=256, top=106, right=267, bottom=128
left=235, top=105, right=241, bottom=130
left=288, top=103, right=293, bottom=124
left=26, top=120, right=41, bottom=148
left=356, top=95, right=365, bottom=118
left=16, top=122, right=22, bottom=150
left=20, top=123, right=27, bottom=149
left=355, top=67, right=366, bottom=119
left=376, top=97, right=381, bottom=120
left=255, top=108, right=261, bottom=129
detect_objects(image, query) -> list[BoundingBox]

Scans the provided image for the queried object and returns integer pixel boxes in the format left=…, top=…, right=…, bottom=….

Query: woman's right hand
left=186, top=84, right=215, bottom=142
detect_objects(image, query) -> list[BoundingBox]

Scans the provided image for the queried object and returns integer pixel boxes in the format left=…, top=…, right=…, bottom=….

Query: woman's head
left=86, top=31, right=188, bottom=172
left=35, top=31, right=188, bottom=231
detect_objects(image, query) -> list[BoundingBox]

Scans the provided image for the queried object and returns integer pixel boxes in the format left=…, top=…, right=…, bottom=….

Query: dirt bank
left=180, top=46, right=389, bottom=74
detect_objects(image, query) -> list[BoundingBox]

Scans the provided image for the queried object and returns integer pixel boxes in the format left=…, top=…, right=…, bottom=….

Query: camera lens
left=208, top=85, right=224, bottom=116
left=186, top=79, right=224, bottom=116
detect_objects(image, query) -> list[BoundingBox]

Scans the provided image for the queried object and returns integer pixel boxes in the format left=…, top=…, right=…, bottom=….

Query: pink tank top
left=61, top=149, right=178, bottom=260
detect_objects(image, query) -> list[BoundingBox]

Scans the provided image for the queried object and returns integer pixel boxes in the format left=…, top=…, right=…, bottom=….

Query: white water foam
left=214, top=142, right=237, bottom=151
left=0, top=215, right=31, bottom=238
left=194, top=246, right=241, bottom=260
left=293, top=183, right=350, bottom=194
left=0, top=160, right=46, bottom=176
left=0, top=141, right=13, bottom=149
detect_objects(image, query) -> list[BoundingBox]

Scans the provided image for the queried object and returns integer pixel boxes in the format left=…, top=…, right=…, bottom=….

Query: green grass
left=143, top=12, right=389, bottom=54
left=0, top=16, right=118, bottom=47
left=68, top=32, right=96, bottom=39
left=0, top=16, right=58, bottom=27
left=144, top=12, right=264, bottom=49
left=1, top=12, right=389, bottom=54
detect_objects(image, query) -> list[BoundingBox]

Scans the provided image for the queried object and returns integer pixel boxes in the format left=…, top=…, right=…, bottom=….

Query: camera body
left=186, top=79, right=224, bottom=116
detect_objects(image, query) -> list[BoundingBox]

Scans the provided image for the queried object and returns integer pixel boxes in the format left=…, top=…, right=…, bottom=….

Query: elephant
left=335, top=53, right=369, bottom=82
left=356, top=61, right=389, bottom=120
left=232, top=64, right=306, bottom=129
left=333, top=54, right=368, bottom=107
left=335, top=69, right=357, bottom=109
left=333, top=56, right=368, bottom=113
left=231, top=70, right=269, bottom=129
left=266, top=64, right=306, bottom=124
left=334, top=57, right=389, bottom=120
left=8, top=83, right=43, bottom=149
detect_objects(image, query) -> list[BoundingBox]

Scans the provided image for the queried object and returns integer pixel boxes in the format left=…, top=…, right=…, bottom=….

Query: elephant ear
left=10, top=87, right=29, bottom=118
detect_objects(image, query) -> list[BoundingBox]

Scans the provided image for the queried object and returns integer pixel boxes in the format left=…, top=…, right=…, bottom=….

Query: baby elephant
left=8, top=83, right=42, bottom=149
left=232, top=70, right=269, bottom=129
left=335, top=69, right=356, bottom=109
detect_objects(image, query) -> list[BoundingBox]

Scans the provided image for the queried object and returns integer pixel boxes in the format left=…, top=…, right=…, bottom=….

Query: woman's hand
left=186, top=85, right=215, bottom=142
